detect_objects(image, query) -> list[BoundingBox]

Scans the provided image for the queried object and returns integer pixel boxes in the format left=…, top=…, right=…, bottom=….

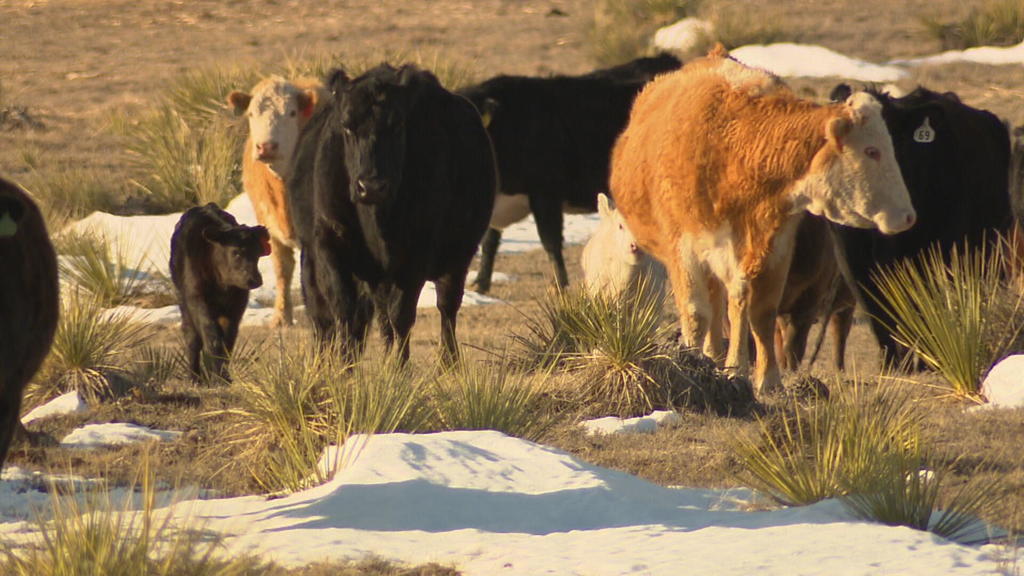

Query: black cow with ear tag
left=170, top=203, right=271, bottom=383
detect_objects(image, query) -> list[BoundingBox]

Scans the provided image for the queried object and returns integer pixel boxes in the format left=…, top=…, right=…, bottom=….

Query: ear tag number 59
left=914, top=117, right=935, bottom=144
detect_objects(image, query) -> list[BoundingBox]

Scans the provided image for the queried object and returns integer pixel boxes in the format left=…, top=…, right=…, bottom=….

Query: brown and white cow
left=227, top=76, right=326, bottom=326
left=610, top=46, right=914, bottom=395
left=581, top=193, right=667, bottom=299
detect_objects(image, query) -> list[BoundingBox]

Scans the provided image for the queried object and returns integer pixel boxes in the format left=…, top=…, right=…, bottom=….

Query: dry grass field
left=3, top=0, right=1024, bottom=571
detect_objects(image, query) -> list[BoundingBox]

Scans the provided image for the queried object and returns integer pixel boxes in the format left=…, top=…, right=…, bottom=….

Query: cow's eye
left=343, top=127, right=354, bottom=137
left=289, top=110, right=297, bottom=117
left=864, top=146, right=881, bottom=161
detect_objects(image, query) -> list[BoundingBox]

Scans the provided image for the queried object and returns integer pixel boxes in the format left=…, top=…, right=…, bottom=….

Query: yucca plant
left=869, top=241, right=1024, bottom=401
left=0, top=455, right=267, bottom=576
left=220, top=339, right=430, bottom=493
left=840, top=448, right=1000, bottom=543
left=130, top=344, right=185, bottom=388
left=734, top=382, right=924, bottom=506
left=57, top=230, right=150, bottom=307
left=922, top=0, right=1024, bottom=49
left=34, top=291, right=148, bottom=405
left=17, top=166, right=122, bottom=224
left=430, top=361, right=554, bottom=441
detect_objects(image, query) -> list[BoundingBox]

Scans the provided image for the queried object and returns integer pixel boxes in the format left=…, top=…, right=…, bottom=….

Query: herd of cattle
left=1, top=44, right=1022, bottom=466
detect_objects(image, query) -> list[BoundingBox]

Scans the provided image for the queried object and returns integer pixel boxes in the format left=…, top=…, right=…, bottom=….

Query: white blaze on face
left=245, top=77, right=307, bottom=180
left=582, top=194, right=645, bottom=295
left=801, top=92, right=916, bottom=235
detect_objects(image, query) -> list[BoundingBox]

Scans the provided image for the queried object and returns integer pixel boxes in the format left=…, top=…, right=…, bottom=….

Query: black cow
left=290, top=64, right=495, bottom=363
left=460, top=53, right=682, bottom=292
left=0, top=176, right=59, bottom=467
left=829, top=84, right=1013, bottom=364
left=169, top=203, right=270, bottom=383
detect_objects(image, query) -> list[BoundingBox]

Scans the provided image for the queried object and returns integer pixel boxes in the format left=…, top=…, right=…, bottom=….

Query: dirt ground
left=3, top=0, right=1024, bottom=543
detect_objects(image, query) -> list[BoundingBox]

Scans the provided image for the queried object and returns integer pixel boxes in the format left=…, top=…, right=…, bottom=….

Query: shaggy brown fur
left=0, top=176, right=59, bottom=467
left=610, top=47, right=858, bottom=395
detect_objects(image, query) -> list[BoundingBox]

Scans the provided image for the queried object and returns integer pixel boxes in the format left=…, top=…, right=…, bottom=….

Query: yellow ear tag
left=0, top=212, right=17, bottom=238
left=481, top=110, right=492, bottom=128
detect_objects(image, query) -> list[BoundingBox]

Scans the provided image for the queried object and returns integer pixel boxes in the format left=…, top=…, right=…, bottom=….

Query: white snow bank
left=653, top=18, right=713, bottom=54
left=731, top=43, right=908, bottom=82
left=979, top=355, right=1024, bottom=409
left=582, top=410, right=682, bottom=436
left=20, top=391, right=88, bottom=425
left=155, top=431, right=1004, bottom=575
left=60, top=423, right=182, bottom=449
left=892, top=40, right=1024, bottom=67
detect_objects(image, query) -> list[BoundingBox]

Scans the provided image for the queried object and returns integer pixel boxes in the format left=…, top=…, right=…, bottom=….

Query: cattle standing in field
left=228, top=76, right=327, bottom=327
left=170, top=204, right=270, bottom=383
left=291, top=64, right=496, bottom=363
left=460, top=53, right=682, bottom=293
left=829, top=84, right=1013, bottom=364
left=775, top=214, right=856, bottom=371
left=610, top=46, right=915, bottom=395
left=582, top=193, right=666, bottom=299
left=0, top=177, right=58, bottom=467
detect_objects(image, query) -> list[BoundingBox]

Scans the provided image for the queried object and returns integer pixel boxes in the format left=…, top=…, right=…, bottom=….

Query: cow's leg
left=312, top=235, right=368, bottom=360
left=181, top=308, right=203, bottom=382
left=0, top=389, right=23, bottom=467
left=529, top=196, right=569, bottom=289
left=665, top=250, right=712, bottom=355
left=270, top=239, right=295, bottom=327
left=724, top=279, right=751, bottom=378
left=300, top=248, right=336, bottom=342
left=830, top=306, right=855, bottom=371
left=748, top=262, right=791, bottom=396
left=782, top=311, right=814, bottom=370
left=474, top=228, right=501, bottom=294
left=704, top=277, right=726, bottom=363
left=434, top=271, right=467, bottom=365
left=381, top=281, right=424, bottom=363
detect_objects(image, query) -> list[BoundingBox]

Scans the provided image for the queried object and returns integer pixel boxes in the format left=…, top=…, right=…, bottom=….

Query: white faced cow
left=610, top=45, right=914, bottom=396
left=227, top=76, right=326, bottom=327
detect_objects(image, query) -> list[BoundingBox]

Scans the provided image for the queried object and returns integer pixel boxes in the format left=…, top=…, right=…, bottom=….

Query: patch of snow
left=60, top=423, right=182, bottom=449
left=582, top=410, right=683, bottom=436
left=20, top=391, right=88, bottom=425
left=979, top=355, right=1024, bottom=409
left=891, top=40, right=1024, bottom=67
left=653, top=18, right=713, bottom=54
left=730, top=43, right=908, bottom=82
left=466, top=270, right=512, bottom=285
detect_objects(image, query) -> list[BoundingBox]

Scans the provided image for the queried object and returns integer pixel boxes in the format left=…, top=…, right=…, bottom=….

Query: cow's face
left=803, top=93, right=916, bottom=235
left=331, top=67, right=419, bottom=206
left=228, top=77, right=316, bottom=180
left=204, top=225, right=270, bottom=290
left=595, top=193, right=642, bottom=264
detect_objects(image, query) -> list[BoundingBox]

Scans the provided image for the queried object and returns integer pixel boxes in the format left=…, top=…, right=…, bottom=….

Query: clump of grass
left=0, top=455, right=269, bottom=576
left=734, top=382, right=924, bottom=506
left=284, top=49, right=478, bottom=91
left=220, top=338, right=430, bottom=493
left=430, top=361, right=554, bottom=441
left=33, top=292, right=148, bottom=406
left=922, top=1, right=1024, bottom=50
left=57, top=231, right=150, bottom=307
left=16, top=167, right=123, bottom=226
left=703, top=6, right=790, bottom=49
left=115, top=67, right=253, bottom=212
left=587, top=0, right=701, bottom=66
left=869, top=241, right=1024, bottom=402
left=841, top=449, right=1000, bottom=543
left=130, top=344, right=185, bottom=388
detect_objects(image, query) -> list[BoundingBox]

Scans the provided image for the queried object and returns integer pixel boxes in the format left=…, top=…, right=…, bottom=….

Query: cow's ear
left=202, top=226, right=230, bottom=245
left=597, top=193, right=611, bottom=217
left=255, top=227, right=272, bottom=256
left=829, top=84, right=852, bottom=103
left=480, top=98, right=499, bottom=128
left=297, top=89, right=317, bottom=119
left=826, top=115, right=853, bottom=151
left=328, top=68, right=351, bottom=96
left=227, top=91, right=251, bottom=115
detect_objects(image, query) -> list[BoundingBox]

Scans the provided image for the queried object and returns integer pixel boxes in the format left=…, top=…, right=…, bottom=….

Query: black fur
left=290, top=64, right=496, bottom=362
left=829, top=84, right=1013, bottom=364
left=0, top=176, right=58, bottom=467
left=169, top=203, right=269, bottom=383
left=459, top=54, right=682, bottom=292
